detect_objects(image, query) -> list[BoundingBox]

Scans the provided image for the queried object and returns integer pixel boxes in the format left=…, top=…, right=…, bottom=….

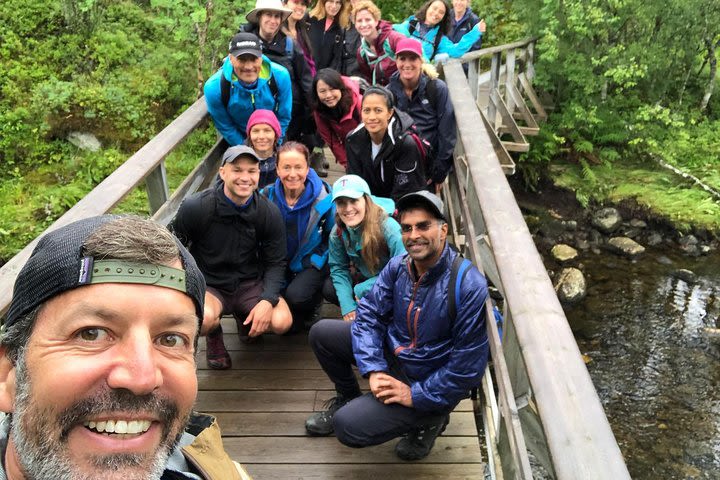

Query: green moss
left=551, top=159, right=720, bottom=234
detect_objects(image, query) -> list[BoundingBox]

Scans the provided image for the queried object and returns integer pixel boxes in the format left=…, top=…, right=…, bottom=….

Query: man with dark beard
left=305, top=191, right=489, bottom=461
left=0, top=215, right=251, bottom=480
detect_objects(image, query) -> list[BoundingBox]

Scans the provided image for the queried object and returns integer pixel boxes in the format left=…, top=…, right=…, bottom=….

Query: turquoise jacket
left=204, top=55, right=292, bottom=145
left=393, top=16, right=481, bottom=61
left=329, top=215, right=406, bottom=315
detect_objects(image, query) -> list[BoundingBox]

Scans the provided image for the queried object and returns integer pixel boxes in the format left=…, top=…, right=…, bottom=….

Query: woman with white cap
left=323, top=174, right=405, bottom=322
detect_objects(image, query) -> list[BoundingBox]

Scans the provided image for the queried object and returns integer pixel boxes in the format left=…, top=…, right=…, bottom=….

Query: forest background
left=1, top=0, right=719, bottom=262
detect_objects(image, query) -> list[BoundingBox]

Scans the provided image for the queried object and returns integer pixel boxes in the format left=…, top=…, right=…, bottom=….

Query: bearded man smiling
left=0, top=215, right=251, bottom=480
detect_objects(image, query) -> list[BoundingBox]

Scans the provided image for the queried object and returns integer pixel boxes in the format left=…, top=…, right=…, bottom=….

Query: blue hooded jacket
left=351, top=244, right=489, bottom=412
left=204, top=56, right=292, bottom=146
left=449, top=7, right=483, bottom=51
left=394, top=15, right=481, bottom=61
left=262, top=168, right=334, bottom=274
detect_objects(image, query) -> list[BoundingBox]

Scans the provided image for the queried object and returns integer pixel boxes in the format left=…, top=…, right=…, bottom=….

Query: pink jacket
left=313, top=76, right=362, bottom=168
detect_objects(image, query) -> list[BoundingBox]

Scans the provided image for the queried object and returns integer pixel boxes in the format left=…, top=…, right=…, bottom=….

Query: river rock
left=629, top=218, right=647, bottom=228
left=554, top=267, right=586, bottom=303
left=679, top=234, right=698, bottom=246
left=672, top=269, right=697, bottom=284
left=67, top=132, right=101, bottom=152
left=646, top=231, right=663, bottom=246
left=576, top=239, right=590, bottom=250
left=551, top=244, right=578, bottom=263
left=591, top=207, right=622, bottom=233
left=608, top=237, right=646, bottom=257
left=562, top=220, right=578, bottom=231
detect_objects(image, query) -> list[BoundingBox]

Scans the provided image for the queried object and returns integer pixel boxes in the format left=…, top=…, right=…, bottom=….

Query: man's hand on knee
left=370, top=372, right=414, bottom=407
left=245, top=299, right=273, bottom=336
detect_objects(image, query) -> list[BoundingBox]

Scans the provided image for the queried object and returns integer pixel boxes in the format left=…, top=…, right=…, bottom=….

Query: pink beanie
left=246, top=109, right=281, bottom=139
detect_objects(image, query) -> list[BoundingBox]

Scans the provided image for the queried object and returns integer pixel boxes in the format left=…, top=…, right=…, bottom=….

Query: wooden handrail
left=443, top=59, right=630, bottom=479
left=0, top=97, right=208, bottom=315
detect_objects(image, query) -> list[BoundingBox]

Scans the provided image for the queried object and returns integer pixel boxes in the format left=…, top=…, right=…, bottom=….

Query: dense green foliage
left=1, top=0, right=718, bottom=262
left=511, top=0, right=720, bottom=232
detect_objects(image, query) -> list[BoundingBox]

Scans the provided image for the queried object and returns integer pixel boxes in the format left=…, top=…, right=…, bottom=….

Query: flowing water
left=564, top=250, right=720, bottom=479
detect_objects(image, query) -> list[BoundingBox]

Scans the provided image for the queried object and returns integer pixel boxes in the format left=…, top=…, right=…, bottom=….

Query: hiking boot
left=305, top=393, right=357, bottom=436
left=395, top=414, right=450, bottom=461
left=234, top=314, right=262, bottom=344
left=205, top=326, right=231, bottom=370
left=310, top=151, right=328, bottom=177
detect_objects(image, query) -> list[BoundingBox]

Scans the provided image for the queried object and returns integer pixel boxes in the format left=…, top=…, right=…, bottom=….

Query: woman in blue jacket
left=323, top=174, right=405, bottom=321
left=393, top=0, right=485, bottom=62
left=263, top=141, right=335, bottom=330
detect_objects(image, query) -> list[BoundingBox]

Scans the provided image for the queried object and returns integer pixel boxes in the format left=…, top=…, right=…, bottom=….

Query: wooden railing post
left=146, top=161, right=170, bottom=214
left=488, top=52, right=501, bottom=129
left=505, top=49, right=517, bottom=115
left=526, top=41, right=536, bottom=81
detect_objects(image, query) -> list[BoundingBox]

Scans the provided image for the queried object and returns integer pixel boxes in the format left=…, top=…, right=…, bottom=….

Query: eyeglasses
left=400, top=221, right=438, bottom=234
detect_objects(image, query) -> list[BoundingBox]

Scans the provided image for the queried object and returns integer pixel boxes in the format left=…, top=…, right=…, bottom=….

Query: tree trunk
left=700, top=37, right=718, bottom=111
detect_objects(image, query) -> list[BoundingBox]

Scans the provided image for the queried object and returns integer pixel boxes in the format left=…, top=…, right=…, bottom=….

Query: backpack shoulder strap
left=408, top=18, right=418, bottom=36
left=220, top=74, right=231, bottom=109
left=448, top=254, right=472, bottom=322
left=425, top=78, right=438, bottom=109
left=267, top=73, right=280, bottom=112
left=430, top=29, right=442, bottom=61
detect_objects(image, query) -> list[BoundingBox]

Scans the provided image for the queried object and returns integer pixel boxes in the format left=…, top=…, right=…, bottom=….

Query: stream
left=558, top=246, right=720, bottom=478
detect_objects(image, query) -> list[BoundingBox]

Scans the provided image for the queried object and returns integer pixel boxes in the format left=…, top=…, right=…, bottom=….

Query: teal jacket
left=329, top=216, right=405, bottom=315
left=393, top=16, right=481, bottom=61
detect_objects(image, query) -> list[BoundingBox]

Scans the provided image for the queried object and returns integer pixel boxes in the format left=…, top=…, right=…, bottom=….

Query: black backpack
left=408, top=18, right=443, bottom=62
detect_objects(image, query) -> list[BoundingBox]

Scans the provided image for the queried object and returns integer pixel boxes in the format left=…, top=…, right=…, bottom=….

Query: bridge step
left=501, top=141, right=531, bottom=153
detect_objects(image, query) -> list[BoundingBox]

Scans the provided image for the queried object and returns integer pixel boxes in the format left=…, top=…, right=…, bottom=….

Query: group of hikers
left=0, top=0, right=492, bottom=478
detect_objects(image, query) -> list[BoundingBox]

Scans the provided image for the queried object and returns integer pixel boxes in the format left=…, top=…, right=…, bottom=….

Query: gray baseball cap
left=222, top=145, right=261, bottom=165
left=396, top=190, right=447, bottom=222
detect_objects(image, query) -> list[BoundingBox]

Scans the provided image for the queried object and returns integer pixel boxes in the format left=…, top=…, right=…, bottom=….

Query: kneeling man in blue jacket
left=305, top=190, right=489, bottom=460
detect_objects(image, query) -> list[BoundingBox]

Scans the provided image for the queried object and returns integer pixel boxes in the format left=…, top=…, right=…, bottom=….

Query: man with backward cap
left=305, top=190, right=489, bottom=461
left=0, top=214, right=251, bottom=479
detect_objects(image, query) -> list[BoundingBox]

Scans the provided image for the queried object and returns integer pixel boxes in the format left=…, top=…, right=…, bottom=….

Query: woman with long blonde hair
left=323, top=174, right=405, bottom=321
left=308, top=0, right=352, bottom=71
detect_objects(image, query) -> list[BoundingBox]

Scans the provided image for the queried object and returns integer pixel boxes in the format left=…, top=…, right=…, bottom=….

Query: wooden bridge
left=0, top=38, right=631, bottom=479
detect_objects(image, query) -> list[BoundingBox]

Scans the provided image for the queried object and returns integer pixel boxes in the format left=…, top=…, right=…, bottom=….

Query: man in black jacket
left=387, top=38, right=457, bottom=193
left=172, top=145, right=292, bottom=370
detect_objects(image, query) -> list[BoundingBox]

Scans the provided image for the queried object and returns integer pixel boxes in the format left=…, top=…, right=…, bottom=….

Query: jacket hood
left=376, top=19, right=395, bottom=42
left=452, top=7, right=477, bottom=24
left=221, top=55, right=275, bottom=89
left=273, top=167, right=325, bottom=212
left=340, top=76, right=362, bottom=122
left=390, top=109, right=416, bottom=139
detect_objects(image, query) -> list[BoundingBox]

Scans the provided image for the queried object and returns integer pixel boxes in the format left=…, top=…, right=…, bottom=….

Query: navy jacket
left=351, top=244, right=489, bottom=412
left=388, top=73, right=457, bottom=184
left=449, top=8, right=483, bottom=51
left=171, top=184, right=287, bottom=306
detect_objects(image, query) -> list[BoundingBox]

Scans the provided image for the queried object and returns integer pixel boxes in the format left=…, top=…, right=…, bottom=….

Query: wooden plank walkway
left=193, top=156, right=485, bottom=478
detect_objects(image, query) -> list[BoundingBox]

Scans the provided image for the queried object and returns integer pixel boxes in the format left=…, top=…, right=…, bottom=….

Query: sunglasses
left=400, top=221, right=438, bottom=234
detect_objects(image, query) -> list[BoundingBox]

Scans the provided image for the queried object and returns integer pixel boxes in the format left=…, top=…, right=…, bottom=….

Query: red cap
left=395, top=38, right=423, bottom=58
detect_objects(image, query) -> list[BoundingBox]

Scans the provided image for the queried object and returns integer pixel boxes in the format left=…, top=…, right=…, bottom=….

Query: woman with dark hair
left=345, top=86, right=427, bottom=200
left=308, top=0, right=351, bottom=72
left=262, top=141, right=334, bottom=331
left=311, top=68, right=362, bottom=169
left=353, top=0, right=405, bottom=85
left=323, top=174, right=405, bottom=321
left=282, top=0, right=317, bottom=77
left=393, top=0, right=485, bottom=62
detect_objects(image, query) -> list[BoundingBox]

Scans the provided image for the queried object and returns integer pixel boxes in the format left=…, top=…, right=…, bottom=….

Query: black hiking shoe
left=310, top=151, right=328, bottom=177
left=395, top=414, right=450, bottom=461
left=305, top=393, right=357, bottom=436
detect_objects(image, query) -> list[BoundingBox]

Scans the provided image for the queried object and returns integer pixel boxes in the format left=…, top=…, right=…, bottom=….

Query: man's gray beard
left=9, top=349, right=183, bottom=480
